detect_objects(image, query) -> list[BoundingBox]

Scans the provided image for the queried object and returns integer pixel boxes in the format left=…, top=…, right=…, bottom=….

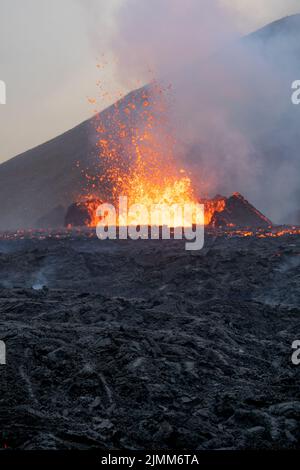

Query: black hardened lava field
left=0, top=230, right=299, bottom=450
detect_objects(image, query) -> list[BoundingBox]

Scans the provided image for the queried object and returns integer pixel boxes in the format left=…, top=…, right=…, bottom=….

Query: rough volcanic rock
left=0, top=232, right=300, bottom=450
left=210, top=193, right=272, bottom=228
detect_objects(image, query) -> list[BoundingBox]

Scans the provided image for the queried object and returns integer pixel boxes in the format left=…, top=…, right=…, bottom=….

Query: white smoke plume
left=81, top=0, right=300, bottom=223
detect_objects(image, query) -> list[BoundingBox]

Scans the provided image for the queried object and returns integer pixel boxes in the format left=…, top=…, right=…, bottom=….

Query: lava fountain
left=88, top=81, right=216, bottom=228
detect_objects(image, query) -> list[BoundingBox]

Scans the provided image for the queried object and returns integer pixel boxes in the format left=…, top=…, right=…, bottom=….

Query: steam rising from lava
left=90, top=0, right=300, bottom=224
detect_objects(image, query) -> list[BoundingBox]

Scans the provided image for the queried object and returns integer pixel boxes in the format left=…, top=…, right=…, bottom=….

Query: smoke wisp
left=83, top=0, right=300, bottom=222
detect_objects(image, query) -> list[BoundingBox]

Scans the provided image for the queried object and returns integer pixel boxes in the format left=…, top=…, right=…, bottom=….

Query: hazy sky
left=0, top=0, right=299, bottom=163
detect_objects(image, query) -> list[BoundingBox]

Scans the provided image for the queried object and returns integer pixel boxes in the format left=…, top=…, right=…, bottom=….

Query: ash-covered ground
left=0, top=231, right=300, bottom=450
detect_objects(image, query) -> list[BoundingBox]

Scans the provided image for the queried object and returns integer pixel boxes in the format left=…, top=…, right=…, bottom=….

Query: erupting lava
left=83, top=81, right=208, bottom=227
left=76, top=79, right=271, bottom=231
left=202, top=197, right=226, bottom=225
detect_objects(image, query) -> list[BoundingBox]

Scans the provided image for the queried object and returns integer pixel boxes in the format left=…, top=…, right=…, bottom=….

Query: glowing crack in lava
left=84, top=81, right=219, bottom=228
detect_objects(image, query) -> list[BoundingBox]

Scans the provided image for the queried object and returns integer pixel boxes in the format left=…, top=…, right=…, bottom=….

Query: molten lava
left=89, top=82, right=207, bottom=227
left=200, top=197, right=226, bottom=225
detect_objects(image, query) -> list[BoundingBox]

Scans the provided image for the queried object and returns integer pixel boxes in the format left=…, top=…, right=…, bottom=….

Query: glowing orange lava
left=90, top=81, right=207, bottom=227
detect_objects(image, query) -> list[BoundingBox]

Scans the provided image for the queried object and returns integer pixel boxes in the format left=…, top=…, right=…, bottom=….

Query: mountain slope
left=1, top=15, right=300, bottom=230
left=0, top=87, right=150, bottom=229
